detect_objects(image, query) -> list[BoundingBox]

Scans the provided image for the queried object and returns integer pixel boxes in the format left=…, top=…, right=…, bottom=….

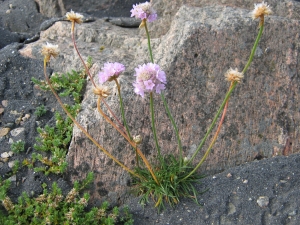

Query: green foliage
left=34, top=105, right=47, bottom=118
left=29, top=67, right=87, bottom=175
left=0, top=173, right=133, bottom=225
left=133, top=155, right=205, bottom=211
left=10, top=141, right=25, bottom=153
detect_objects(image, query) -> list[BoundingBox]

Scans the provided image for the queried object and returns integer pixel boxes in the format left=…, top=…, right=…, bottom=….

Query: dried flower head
left=93, top=86, right=110, bottom=98
left=65, top=188, right=78, bottom=203
left=225, top=68, right=244, bottom=83
left=41, top=42, right=59, bottom=62
left=66, top=10, right=84, bottom=24
left=2, top=196, right=14, bottom=211
left=133, top=135, right=142, bottom=144
left=130, top=1, right=157, bottom=22
left=98, top=62, right=125, bottom=84
left=78, top=197, right=88, bottom=207
left=133, top=63, right=166, bottom=97
left=252, top=1, right=272, bottom=20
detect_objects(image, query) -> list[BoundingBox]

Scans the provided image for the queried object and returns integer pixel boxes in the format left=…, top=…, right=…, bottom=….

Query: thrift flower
left=41, top=42, right=59, bottom=62
left=133, top=63, right=166, bottom=97
left=98, top=62, right=125, bottom=83
left=225, top=68, right=244, bottom=83
left=66, top=10, right=84, bottom=24
left=130, top=1, right=157, bottom=22
left=251, top=2, right=272, bottom=20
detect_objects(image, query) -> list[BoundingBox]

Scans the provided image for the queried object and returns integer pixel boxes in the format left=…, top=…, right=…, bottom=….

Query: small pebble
left=8, top=160, right=16, bottom=168
left=257, top=196, right=269, bottom=208
left=0, top=128, right=10, bottom=137
left=2, top=100, right=8, bottom=107
left=243, top=179, right=248, bottom=184
left=288, top=210, right=297, bottom=216
left=227, top=173, right=232, bottom=178
left=6, top=9, right=11, bottom=14
left=1, top=152, right=10, bottom=158
left=10, top=127, right=25, bottom=137
left=8, top=175, right=16, bottom=182
left=8, top=151, right=14, bottom=157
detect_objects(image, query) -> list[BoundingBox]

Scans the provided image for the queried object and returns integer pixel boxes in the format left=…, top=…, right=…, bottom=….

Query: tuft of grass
left=132, top=155, right=205, bottom=211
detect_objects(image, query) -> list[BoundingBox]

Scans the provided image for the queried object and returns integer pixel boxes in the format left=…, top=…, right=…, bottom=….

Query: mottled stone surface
left=149, top=0, right=300, bottom=37
left=35, top=0, right=139, bottom=17
left=19, top=3, right=300, bottom=205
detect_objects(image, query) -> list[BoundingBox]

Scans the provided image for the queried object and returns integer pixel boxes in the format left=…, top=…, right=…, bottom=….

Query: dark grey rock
left=39, top=17, right=62, bottom=31
left=126, top=154, right=300, bottom=225
left=0, top=27, right=20, bottom=49
left=105, top=17, right=140, bottom=28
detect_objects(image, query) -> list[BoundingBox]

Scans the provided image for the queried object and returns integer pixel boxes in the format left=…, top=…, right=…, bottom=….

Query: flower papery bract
left=251, top=1, right=272, bottom=19
left=133, top=63, right=166, bottom=98
left=41, top=42, right=60, bottom=62
left=66, top=10, right=84, bottom=24
left=225, top=68, right=244, bottom=83
left=98, top=62, right=125, bottom=84
left=130, top=1, right=157, bottom=22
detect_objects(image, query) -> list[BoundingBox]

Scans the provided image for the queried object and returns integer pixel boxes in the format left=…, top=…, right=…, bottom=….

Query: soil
left=0, top=1, right=300, bottom=225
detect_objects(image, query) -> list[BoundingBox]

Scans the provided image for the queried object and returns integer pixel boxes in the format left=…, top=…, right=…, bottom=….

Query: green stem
left=188, top=21, right=264, bottom=164
left=188, top=83, right=237, bottom=164
left=161, top=93, right=183, bottom=166
left=242, top=23, right=264, bottom=74
left=114, top=78, right=132, bottom=140
left=145, top=20, right=183, bottom=166
left=144, top=20, right=154, bottom=63
left=150, top=92, right=163, bottom=163
left=182, top=96, right=230, bottom=181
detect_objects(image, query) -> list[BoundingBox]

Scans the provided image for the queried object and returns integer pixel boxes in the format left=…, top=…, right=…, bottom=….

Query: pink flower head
left=133, top=63, right=166, bottom=97
left=98, top=62, right=125, bottom=84
left=130, top=1, right=157, bottom=22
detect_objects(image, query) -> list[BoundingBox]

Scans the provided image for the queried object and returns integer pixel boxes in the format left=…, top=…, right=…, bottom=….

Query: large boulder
left=19, top=2, right=300, bottom=206
left=0, top=0, right=46, bottom=34
left=34, top=0, right=140, bottom=17
left=148, top=0, right=300, bottom=37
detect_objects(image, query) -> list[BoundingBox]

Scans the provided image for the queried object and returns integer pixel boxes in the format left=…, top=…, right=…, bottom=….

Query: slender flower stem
left=102, top=100, right=127, bottom=134
left=135, top=145, right=140, bottom=168
left=161, top=93, right=183, bottom=166
left=71, top=22, right=97, bottom=88
left=97, top=97, right=160, bottom=185
left=43, top=59, right=138, bottom=178
left=188, top=83, right=237, bottom=163
left=182, top=91, right=231, bottom=181
left=188, top=20, right=265, bottom=164
left=145, top=20, right=183, bottom=166
left=144, top=21, right=154, bottom=63
left=242, top=23, right=264, bottom=74
left=150, top=92, right=163, bottom=165
left=114, top=78, right=132, bottom=140
left=71, top=22, right=126, bottom=137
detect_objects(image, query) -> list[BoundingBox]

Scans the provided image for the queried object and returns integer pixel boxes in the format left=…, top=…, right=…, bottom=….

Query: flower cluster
left=41, top=42, right=60, bottom=62
left=133, top=63, right=166, bottom=97
left=130, top=1, right=157, bottom=22
left=225, top=68, right=244, bottom=83
left=251, top=1, right=272, bottom=20
left=66, top=10, right=84, bottom=24
left=98, top=62, right=125, bottom=84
